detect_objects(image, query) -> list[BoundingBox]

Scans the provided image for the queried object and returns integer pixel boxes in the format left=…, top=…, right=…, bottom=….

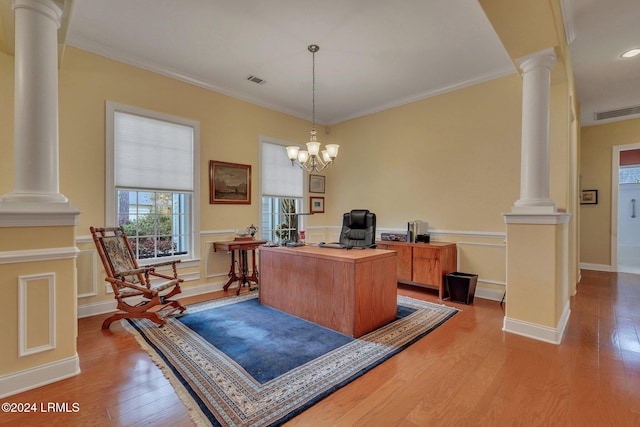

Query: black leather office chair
left=338, top=209, right=377, bottom=248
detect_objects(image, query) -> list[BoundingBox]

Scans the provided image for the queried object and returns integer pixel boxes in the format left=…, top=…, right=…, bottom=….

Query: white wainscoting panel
left=76, top=250, right=97, bottom=298
left=18, top=273, right=56, bottom=357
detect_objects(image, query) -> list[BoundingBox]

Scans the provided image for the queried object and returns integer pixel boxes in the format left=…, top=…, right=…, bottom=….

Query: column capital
left=13, top=0, right=62, bottom=27
left=517, top=48, right=557, bottom=74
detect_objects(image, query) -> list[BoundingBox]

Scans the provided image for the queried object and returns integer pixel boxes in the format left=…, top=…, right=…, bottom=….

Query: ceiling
left=567, top=0, right=640, bottom=125
left=5, top=0, right=640, bottom=127
left=63, top=0, right=515, bottom=125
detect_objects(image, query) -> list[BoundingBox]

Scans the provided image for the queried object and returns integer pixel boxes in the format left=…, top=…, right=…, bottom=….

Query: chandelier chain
left=311, top=47, right=316, bottom=129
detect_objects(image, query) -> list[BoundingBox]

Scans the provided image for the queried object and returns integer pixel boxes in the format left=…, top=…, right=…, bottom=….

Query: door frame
left=611, top=142, right=640, bottom=271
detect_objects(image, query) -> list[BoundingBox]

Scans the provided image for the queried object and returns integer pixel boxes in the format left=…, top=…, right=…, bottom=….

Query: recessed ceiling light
left=621, top=48, right=640, bottom=58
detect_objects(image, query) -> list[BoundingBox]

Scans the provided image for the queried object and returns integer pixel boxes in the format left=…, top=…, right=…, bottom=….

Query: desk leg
left=248, top=248, right=260, bottom=290
left=223, top=249, right=239, bottom=292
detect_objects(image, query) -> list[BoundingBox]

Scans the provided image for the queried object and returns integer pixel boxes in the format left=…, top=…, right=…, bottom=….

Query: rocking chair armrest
left=106, top=277, right=157, bottom=296
left=116, top=259, right=180, bottom=277
left=148, top=271, right=185, bottom=282
left=143, top=259, right=182, bottom=279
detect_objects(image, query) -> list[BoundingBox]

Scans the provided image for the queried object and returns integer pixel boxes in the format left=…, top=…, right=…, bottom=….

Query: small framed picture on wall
left=310, top=196, right=325, bottom=213
left=580, top=189, right=598, bottom=205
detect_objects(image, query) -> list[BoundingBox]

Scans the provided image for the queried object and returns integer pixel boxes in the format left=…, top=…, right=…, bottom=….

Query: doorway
left=612, top=144, right=640, bottom=273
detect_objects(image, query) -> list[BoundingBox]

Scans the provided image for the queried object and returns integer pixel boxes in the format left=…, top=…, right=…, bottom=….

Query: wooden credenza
left=376, top=241, right=457, bottom=300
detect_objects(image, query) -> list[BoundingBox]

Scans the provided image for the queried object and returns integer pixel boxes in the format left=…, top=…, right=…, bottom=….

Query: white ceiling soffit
left=568, top=0, right=640, bottom=126
left=64, top=0, right=516, bottom=125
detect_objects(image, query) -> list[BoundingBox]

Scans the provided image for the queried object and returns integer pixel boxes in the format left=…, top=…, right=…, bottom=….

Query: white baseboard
left=579, top=262, right=612, bottom=272
left=77, top=280, right=226, bottom=318
left=0, top=354, right=80, bottom=399
left=474, top=286, right=505, bottom=302
left=502, top=301, right=571, bottom=345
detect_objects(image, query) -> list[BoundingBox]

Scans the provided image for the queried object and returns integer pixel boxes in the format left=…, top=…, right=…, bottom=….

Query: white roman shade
left=261, top=142, right=304, bottom=198
left=114, top=111, right=194, bottom=191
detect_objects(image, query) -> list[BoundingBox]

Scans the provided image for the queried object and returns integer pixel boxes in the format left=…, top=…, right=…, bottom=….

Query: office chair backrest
left=339, top=209, right=376, bottom=248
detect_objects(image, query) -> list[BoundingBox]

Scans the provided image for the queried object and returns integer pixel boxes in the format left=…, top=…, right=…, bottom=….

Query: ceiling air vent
left=595, top=105, right=640, bottom=121
left=246, top=75, right=266, bottom=85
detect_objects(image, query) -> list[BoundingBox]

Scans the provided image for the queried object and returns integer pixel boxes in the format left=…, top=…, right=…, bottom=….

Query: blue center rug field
left=124, top=293, right=458, bottom=427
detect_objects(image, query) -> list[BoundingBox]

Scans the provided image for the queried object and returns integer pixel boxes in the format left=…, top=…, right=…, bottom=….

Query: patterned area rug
left=124, top=293, right=458, bottom=426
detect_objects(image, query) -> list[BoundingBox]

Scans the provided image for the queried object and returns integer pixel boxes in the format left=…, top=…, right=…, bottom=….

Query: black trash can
left=446, top=272, right=478, bottom=304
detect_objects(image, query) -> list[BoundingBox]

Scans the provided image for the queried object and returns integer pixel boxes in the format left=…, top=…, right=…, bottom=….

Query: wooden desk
left=214, top=239, right=267, bottom=295
left=259, top=245, right=397, bottom=338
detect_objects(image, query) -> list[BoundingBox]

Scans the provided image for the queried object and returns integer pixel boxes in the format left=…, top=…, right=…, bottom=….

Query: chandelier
left=286, top=45, right=339, bottom=173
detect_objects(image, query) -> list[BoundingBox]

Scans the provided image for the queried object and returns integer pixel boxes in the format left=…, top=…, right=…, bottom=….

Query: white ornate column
left=512, top=48, right=557, bottom=213
left=502, top=48, right=571, bottom=344
left=0, top=0, right=78, bottom=225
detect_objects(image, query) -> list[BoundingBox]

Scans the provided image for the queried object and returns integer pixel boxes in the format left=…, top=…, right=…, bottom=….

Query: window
left=106, top=102, right=200, bottom=261
left=260, top=138, right=304, bottom=242
left=620, top=165, right=640, bottom=184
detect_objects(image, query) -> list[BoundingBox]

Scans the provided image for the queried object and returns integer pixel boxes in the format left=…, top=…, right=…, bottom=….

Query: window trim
left=106, top=101, right=200, bottom=262
left=259, top=135, right=307, bottom=237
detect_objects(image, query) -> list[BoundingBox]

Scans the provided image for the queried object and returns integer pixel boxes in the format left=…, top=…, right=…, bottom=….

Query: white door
left=614, top=145, right=640, bottom=273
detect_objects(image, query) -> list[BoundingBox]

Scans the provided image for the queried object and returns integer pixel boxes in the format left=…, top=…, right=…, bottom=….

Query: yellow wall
left=1, top=15, right=583, bottom=309
left=580, top=118, right=640, bottom=266
left=0, top=44, right=525, bottom=310
left=328, top=75, right=522, bottom=231
left=313, top=74, right=526, bottom=295
left=56, top=46, right=334, bottom=308
left=1, top=44, right=555, bottom=309
left=57, top=46, right=316, bottom=233
left=1, top=46, right=327, bottom=314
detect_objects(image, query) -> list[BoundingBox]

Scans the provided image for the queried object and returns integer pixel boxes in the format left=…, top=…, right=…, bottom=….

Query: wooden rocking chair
left=90, top=226, right=187, bottom=329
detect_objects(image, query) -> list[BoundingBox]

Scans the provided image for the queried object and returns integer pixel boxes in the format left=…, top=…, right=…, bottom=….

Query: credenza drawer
left=413, top=246, right=440, bottom=260
left=375, top=240, right=457, bottom=300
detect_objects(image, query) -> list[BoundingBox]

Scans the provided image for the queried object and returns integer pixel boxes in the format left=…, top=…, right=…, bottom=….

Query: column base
left=502, top=214, right=571, bottom=344
left=502, top=300, right=570, bottom=345
left=503, top=212, right=570, bottom=225
left=0, top=192, right=80, bottom=226
left=512, top=198, right=556, bottom=214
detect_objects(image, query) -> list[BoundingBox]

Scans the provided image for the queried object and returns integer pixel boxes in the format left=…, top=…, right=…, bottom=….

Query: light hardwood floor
left=2, top=269, right=639, bottom=426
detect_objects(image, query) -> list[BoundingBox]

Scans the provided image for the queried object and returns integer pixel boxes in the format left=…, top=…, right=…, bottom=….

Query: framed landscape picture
left=210, top=161, right=251, bottom=204
left=310, top=196, right=325, bottom=213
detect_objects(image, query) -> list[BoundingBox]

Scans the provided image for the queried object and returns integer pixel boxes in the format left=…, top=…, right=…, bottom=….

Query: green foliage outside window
left=275, top=198, right=296, bottom=242
left=122, top=215, right=175, bottom=258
